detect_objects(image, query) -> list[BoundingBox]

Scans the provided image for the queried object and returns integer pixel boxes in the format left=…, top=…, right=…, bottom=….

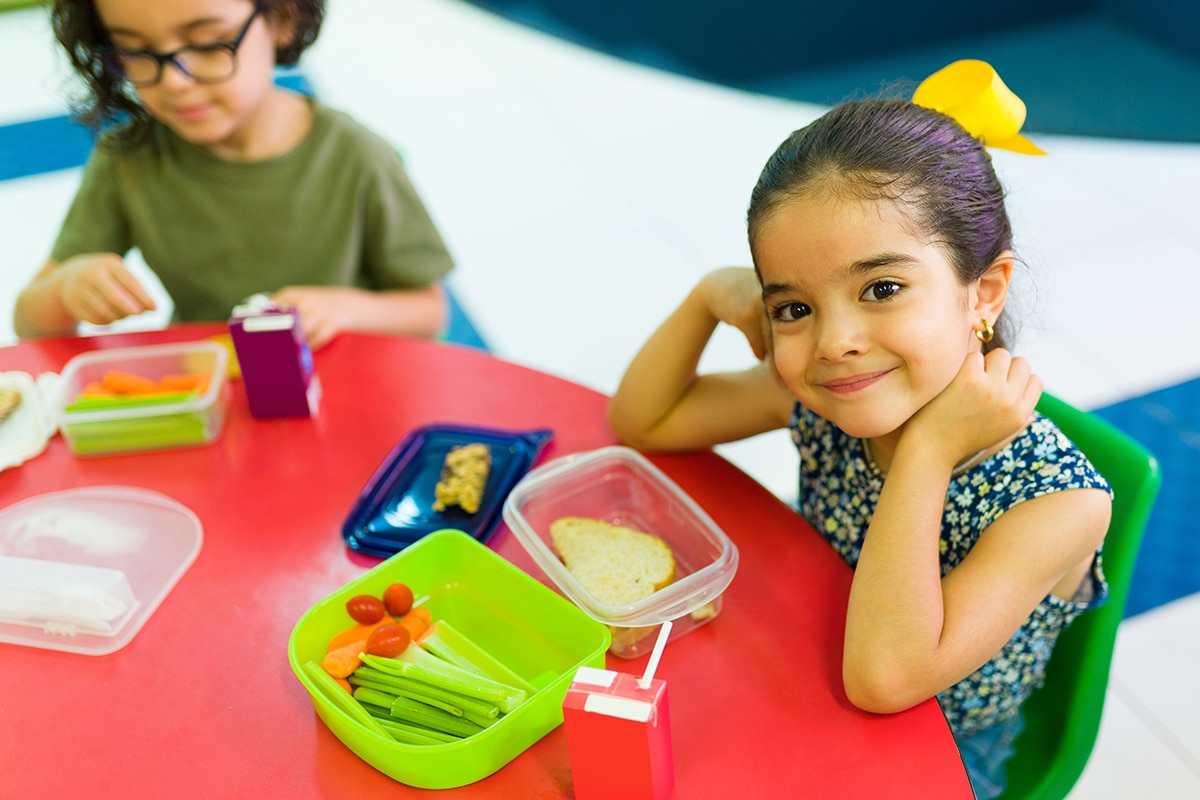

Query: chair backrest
left=999, top=393, right=1162, bottom=800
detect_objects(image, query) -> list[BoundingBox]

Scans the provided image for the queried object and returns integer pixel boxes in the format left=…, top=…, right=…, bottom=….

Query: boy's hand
left=58, top=253, right=157, bottom=325
left=905, top=347, right=1043, bottom=468
left=273, top=285, right=358, bottom=351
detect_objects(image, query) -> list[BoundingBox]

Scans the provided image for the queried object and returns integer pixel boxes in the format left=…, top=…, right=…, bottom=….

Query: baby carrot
left=326, top=615, right=396, bottom=653
left=398, top=607, right=432, bottom=641
left=158, top=372, right=208, bottom=392
left=321, top=638, right=368, bottom=679
left=335, top=677, right=353, bottom=694
left=101, top=369, right=159, bottom=395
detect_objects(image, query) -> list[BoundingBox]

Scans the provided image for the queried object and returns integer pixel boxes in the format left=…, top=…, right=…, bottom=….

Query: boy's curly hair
left=51, top=0, right=324, bottom=143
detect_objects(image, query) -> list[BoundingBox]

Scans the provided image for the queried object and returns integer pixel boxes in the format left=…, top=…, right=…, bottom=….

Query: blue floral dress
left=790, top=405, right=1112, bottom=736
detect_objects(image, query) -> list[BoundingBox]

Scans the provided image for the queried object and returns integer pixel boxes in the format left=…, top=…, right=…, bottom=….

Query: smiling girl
left=14, top=0, right=454, bottom=349
left=607, top=67, right=1112, bottom=798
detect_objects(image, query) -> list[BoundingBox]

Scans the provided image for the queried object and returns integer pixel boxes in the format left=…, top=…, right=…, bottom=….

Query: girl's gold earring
left=975, top=318, right=994, bottom=344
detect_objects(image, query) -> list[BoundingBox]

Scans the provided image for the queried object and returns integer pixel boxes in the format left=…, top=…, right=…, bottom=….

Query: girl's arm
left=272, top=283, right=447, bottom=350
left=14, top=255, right=157, bottom=338
left=607, top=267, right=795, bottom=452
left=841, top=349, right=1112, bottom=712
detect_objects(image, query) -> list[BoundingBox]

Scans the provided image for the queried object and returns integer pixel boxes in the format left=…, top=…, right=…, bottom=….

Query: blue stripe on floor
left=1095, top=380, right=1200, bottom=617
left=0, top=114, right=94, bottom=180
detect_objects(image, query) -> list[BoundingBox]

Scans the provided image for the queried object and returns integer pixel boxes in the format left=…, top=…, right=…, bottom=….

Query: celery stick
left=66, top=413, right=210, bottom=453
left=353, top=681, right=485, bottom=738
left=359, top=651, right=526, bottom=713
left=352, top=685, right=401, bottom=712
left=398, top=645, right=527, bottom=712
left=375, top=718, right=460, bottom=745
left=351, top=666, right=501, bottom=722
left=301, top=661, right=392, bottom=740
left=388, top=696, right=485, bottom=739
left=65, top=391, right=196, bottom=411
left=418, top=620, right=536, bottom=694
left=350, top=672, right=465, bottom=717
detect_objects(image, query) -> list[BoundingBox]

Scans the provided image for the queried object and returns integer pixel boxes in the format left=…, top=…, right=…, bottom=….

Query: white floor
left=2, top=1, right=1198, bottom=795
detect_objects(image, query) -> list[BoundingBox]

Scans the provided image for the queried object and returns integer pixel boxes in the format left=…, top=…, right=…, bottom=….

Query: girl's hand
left=697, top=267, right=771, bottom=360
left=905, top=348, right=1043, bottom=468
left=57, top=253, right=157, bottom=326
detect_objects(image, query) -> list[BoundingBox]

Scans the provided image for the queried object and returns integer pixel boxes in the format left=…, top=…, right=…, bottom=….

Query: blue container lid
left=342, top=423, right=553, bottom=557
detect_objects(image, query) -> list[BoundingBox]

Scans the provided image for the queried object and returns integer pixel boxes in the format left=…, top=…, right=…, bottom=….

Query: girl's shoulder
left=963, top=413, right=1113, bottom=524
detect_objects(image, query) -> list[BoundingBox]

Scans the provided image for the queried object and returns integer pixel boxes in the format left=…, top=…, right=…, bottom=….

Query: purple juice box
left=228, top=295, right=321, bottom=419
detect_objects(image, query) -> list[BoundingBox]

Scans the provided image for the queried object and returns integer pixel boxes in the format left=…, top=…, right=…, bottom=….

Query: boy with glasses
left=14, top=0, right=455, bottom=350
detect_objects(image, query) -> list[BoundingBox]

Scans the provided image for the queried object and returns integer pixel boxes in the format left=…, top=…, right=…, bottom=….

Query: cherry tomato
left=365, top=622, right=411, bottom=657
left=383, top=582, right=414, bottom=617
left=345, top=594, right=386, bottom=625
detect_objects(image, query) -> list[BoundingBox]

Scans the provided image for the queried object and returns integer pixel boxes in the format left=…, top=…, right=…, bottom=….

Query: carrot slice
left=397, top=607, right=432, bottom=641
left=158, top=372, right=207, bottom=392
left=326, top=615, right=396, bottom=653
left=101, top=369, right=159, bottom=395
left=321, top=638, right=368, bottom=678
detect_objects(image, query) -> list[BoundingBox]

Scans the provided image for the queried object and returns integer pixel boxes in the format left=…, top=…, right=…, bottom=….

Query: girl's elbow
left=605, top=401, right=652, bottom=449
left=843, top=664, right=925, bottom=715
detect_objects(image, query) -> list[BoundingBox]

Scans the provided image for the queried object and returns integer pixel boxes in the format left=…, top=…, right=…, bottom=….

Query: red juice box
left=228, top=295, right=321, bottom=419
left=562, top=665, right=675, bottom=800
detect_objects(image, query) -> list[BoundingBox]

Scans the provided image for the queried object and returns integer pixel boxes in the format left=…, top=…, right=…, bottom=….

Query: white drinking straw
left=639, top=619, right=673, bottom=689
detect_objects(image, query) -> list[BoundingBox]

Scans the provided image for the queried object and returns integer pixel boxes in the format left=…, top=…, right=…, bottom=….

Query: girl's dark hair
left=51, top=0, right=324, bottom=143
left=747, top=99, right=1013, bottom=351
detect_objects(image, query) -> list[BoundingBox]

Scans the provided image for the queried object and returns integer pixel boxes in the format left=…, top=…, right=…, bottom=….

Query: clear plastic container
left=502, top=446, right=739, bottom=658
left=51, top=341, right=228, bottom=456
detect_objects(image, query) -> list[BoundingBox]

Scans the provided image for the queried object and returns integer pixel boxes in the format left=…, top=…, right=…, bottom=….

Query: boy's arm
left=607, top=268, right=794, bottom=452
left=14, top=255, right=156, bottom=338
left=273, top=282, right=447, bottom=350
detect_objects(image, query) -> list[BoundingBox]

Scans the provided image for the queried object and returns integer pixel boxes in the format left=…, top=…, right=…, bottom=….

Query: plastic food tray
left=342, top=423, right=552, bottom=557
left=288, top=529, right=610, bottom=788
left=52, top=341, right=229, bottom=456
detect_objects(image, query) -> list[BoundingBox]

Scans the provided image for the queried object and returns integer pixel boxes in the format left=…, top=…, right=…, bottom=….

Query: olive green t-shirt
left=51, top=101, right=454, bottom=321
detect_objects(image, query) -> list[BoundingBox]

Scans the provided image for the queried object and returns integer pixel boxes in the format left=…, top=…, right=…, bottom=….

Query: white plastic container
left=502, top=446, right=738, bottom=658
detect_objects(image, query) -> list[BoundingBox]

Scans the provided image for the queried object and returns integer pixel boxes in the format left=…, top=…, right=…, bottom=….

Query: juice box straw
left=639, top=620, right=673, bottom=689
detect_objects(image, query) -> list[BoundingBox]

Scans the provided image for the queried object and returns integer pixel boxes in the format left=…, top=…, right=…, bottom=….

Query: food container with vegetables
left=287, top=528, right=611, bottom=789
left=502, top=446, right=739, bottom=658
left=51, top=341, right=228, bottom=456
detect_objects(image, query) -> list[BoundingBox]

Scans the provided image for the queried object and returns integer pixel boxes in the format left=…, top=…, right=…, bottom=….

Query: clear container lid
left=0, top=486, right=203, bottom=655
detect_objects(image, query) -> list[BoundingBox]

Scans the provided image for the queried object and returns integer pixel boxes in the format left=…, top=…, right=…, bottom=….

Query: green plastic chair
left=998, top=393, right=1162, bottom=800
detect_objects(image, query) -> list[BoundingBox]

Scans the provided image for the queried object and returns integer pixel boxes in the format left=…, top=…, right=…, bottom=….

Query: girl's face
left=95, top=0, right=285, bottom=155
left=756, top=190, right=981, bottom=441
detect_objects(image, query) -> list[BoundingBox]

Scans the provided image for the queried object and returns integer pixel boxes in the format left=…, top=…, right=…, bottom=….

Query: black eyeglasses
left=102, top=6, right=261, bottom=88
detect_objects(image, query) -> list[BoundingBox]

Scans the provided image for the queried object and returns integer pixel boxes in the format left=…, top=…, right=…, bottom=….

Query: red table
left=0, top=324, right=972, bottom=799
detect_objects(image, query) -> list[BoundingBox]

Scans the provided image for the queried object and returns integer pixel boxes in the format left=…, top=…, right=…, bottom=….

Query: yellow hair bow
left=913, top=59, right=1046, bottom=155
